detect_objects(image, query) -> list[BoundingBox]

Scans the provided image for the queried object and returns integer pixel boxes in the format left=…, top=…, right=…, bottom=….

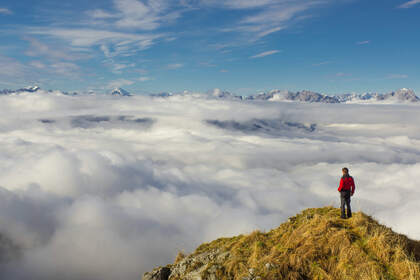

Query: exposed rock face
left=110, top=88, right=132, bottom=96
left=207, top=88, right=243, bottom=100
left=142, top=249, right=233, bottom=280
left=246, top=90, right=340, bottom=103
left=143, top=207, right=420, bottom=280
left=143, top=266, right=171, bottom=280
left=169, top=249, right=231, bottom=280
left=0, top=86, right=41, bottom=95
left=21, top=86, right=41, bottom=93
left=290, top=90, right=339, bottom=103
left=383, top=88, right=419, bottom=102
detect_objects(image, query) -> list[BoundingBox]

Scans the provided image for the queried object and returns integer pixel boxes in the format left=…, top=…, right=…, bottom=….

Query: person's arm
left=351, top=177, right=355, bottom=195
left=338, top=178, right=343, bottom=192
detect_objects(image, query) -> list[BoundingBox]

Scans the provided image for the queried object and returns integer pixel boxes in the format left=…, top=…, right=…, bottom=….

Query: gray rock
left=143, top=248, right=233, bottom=280
left=143, top=266, right=171, bottom=280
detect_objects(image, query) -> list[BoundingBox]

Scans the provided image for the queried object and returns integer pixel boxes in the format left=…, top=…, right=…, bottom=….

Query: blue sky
left=0, top=0, right=419, bottom=95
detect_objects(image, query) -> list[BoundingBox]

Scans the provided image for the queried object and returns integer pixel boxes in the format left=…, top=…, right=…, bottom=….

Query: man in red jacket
left=338, top=167, right=355, bottom=219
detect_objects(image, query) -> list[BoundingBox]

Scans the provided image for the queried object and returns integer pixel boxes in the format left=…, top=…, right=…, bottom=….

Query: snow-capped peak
left=111, top=88, right=131, bottom=96
left=387, top=88, right=418, bottom=102
left=208, top=88, right=233, bottom=98
left=22, top=86, right=41, bottom=92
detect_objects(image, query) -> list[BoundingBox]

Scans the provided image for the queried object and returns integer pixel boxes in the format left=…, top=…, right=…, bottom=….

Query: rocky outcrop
left=142, top=249, right=232, bottom=280
left=143, top=266, right=171, bottom=280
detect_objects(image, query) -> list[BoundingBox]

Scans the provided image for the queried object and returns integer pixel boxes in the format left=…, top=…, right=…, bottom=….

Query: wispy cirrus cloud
left=86, top=0, right=184, bottom=30
left=138, top=76, right=152, bottom=82
left=250, top=50, right=280, bottom=59
left=14, top=1, right=181, bottom=82
left=0, top=8, right=12, bottom=15
left=24, top=0, right=182, bottom=62
left=89, top=9, right=119, bottom=19
left=106, top=78, right=135, bottom=89
left=386, top=74, right=408, bottom=79
left=24, top=37, right=89, bottom=61
left=13, top=0, right=346, bottom=84
left=203, top=0, right=274, bottom=9
left=29, top=28, right=161, bottom=48
left=357, top=40, right=370, bottom=45
left=1, top=0, right=381, bottom=90
left=0, top=55, right=27, bottom=77
left=335, top=72, right=351, bottom=77
left=398, top=0, right=420, bottom=8
left=50, top=62, right=80, bottom=76
left=28, top=28, right=162, bottom=62
left=312, top=61, right=331, bottom=66
left=167, top=63, right=184, bottom=70
left=0, top=52, right=81, bottom=85
left=206, top=0, right=331, bottom=39
left=29, top=61, right=46, bottom=69
left=114, top=0, right=178, bottom=29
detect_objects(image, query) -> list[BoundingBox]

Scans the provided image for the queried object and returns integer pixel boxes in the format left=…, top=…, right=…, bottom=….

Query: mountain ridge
left=243, top=88, right=419, bottom=103
left=110, top=87, right=132, bottom=96
left=1, top=86, right=419, bottom=104
left=143, top=207, right=420, bottom=280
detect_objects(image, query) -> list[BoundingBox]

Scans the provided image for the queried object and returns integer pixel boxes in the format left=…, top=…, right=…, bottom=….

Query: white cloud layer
left=0, top=92, right=420, bottom=279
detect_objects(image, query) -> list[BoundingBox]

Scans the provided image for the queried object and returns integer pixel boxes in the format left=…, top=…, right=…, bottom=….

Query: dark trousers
left=340, top=190, right=352, bottom=218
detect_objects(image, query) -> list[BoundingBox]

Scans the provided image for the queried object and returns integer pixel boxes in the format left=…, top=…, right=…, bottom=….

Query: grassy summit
left=144, top=207, right=420, bottom=280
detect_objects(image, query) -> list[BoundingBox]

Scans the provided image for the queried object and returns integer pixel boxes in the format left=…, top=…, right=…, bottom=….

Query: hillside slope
left=143, top=207, right=420, bottom=280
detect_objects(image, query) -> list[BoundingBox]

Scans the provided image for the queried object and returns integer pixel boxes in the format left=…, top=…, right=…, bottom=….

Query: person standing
left=338, top=167, right=355, bottom=219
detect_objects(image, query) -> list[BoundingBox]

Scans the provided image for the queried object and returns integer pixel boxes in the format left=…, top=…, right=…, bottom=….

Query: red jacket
left=338, top=176, right=355, bottom=194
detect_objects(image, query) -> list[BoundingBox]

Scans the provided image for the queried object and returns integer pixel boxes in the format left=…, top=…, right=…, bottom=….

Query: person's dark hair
left=342, top=167, right=349, bottom=174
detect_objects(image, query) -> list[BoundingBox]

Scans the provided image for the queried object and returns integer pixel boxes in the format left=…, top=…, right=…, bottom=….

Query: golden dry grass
left=189, top=207, right=420, bottom=280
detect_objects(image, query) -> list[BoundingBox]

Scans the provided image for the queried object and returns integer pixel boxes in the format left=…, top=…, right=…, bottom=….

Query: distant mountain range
left=1, top=86, right=419, bottom=104
left=0, top=86, right=41, bottom=94
left=214, top=88, right=419, bottom=103
left=188, top=87, right=420, bottom=103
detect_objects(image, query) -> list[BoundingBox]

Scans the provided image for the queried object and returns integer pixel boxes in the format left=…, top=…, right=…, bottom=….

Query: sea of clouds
left=0, top=91, right=419, bottom=280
